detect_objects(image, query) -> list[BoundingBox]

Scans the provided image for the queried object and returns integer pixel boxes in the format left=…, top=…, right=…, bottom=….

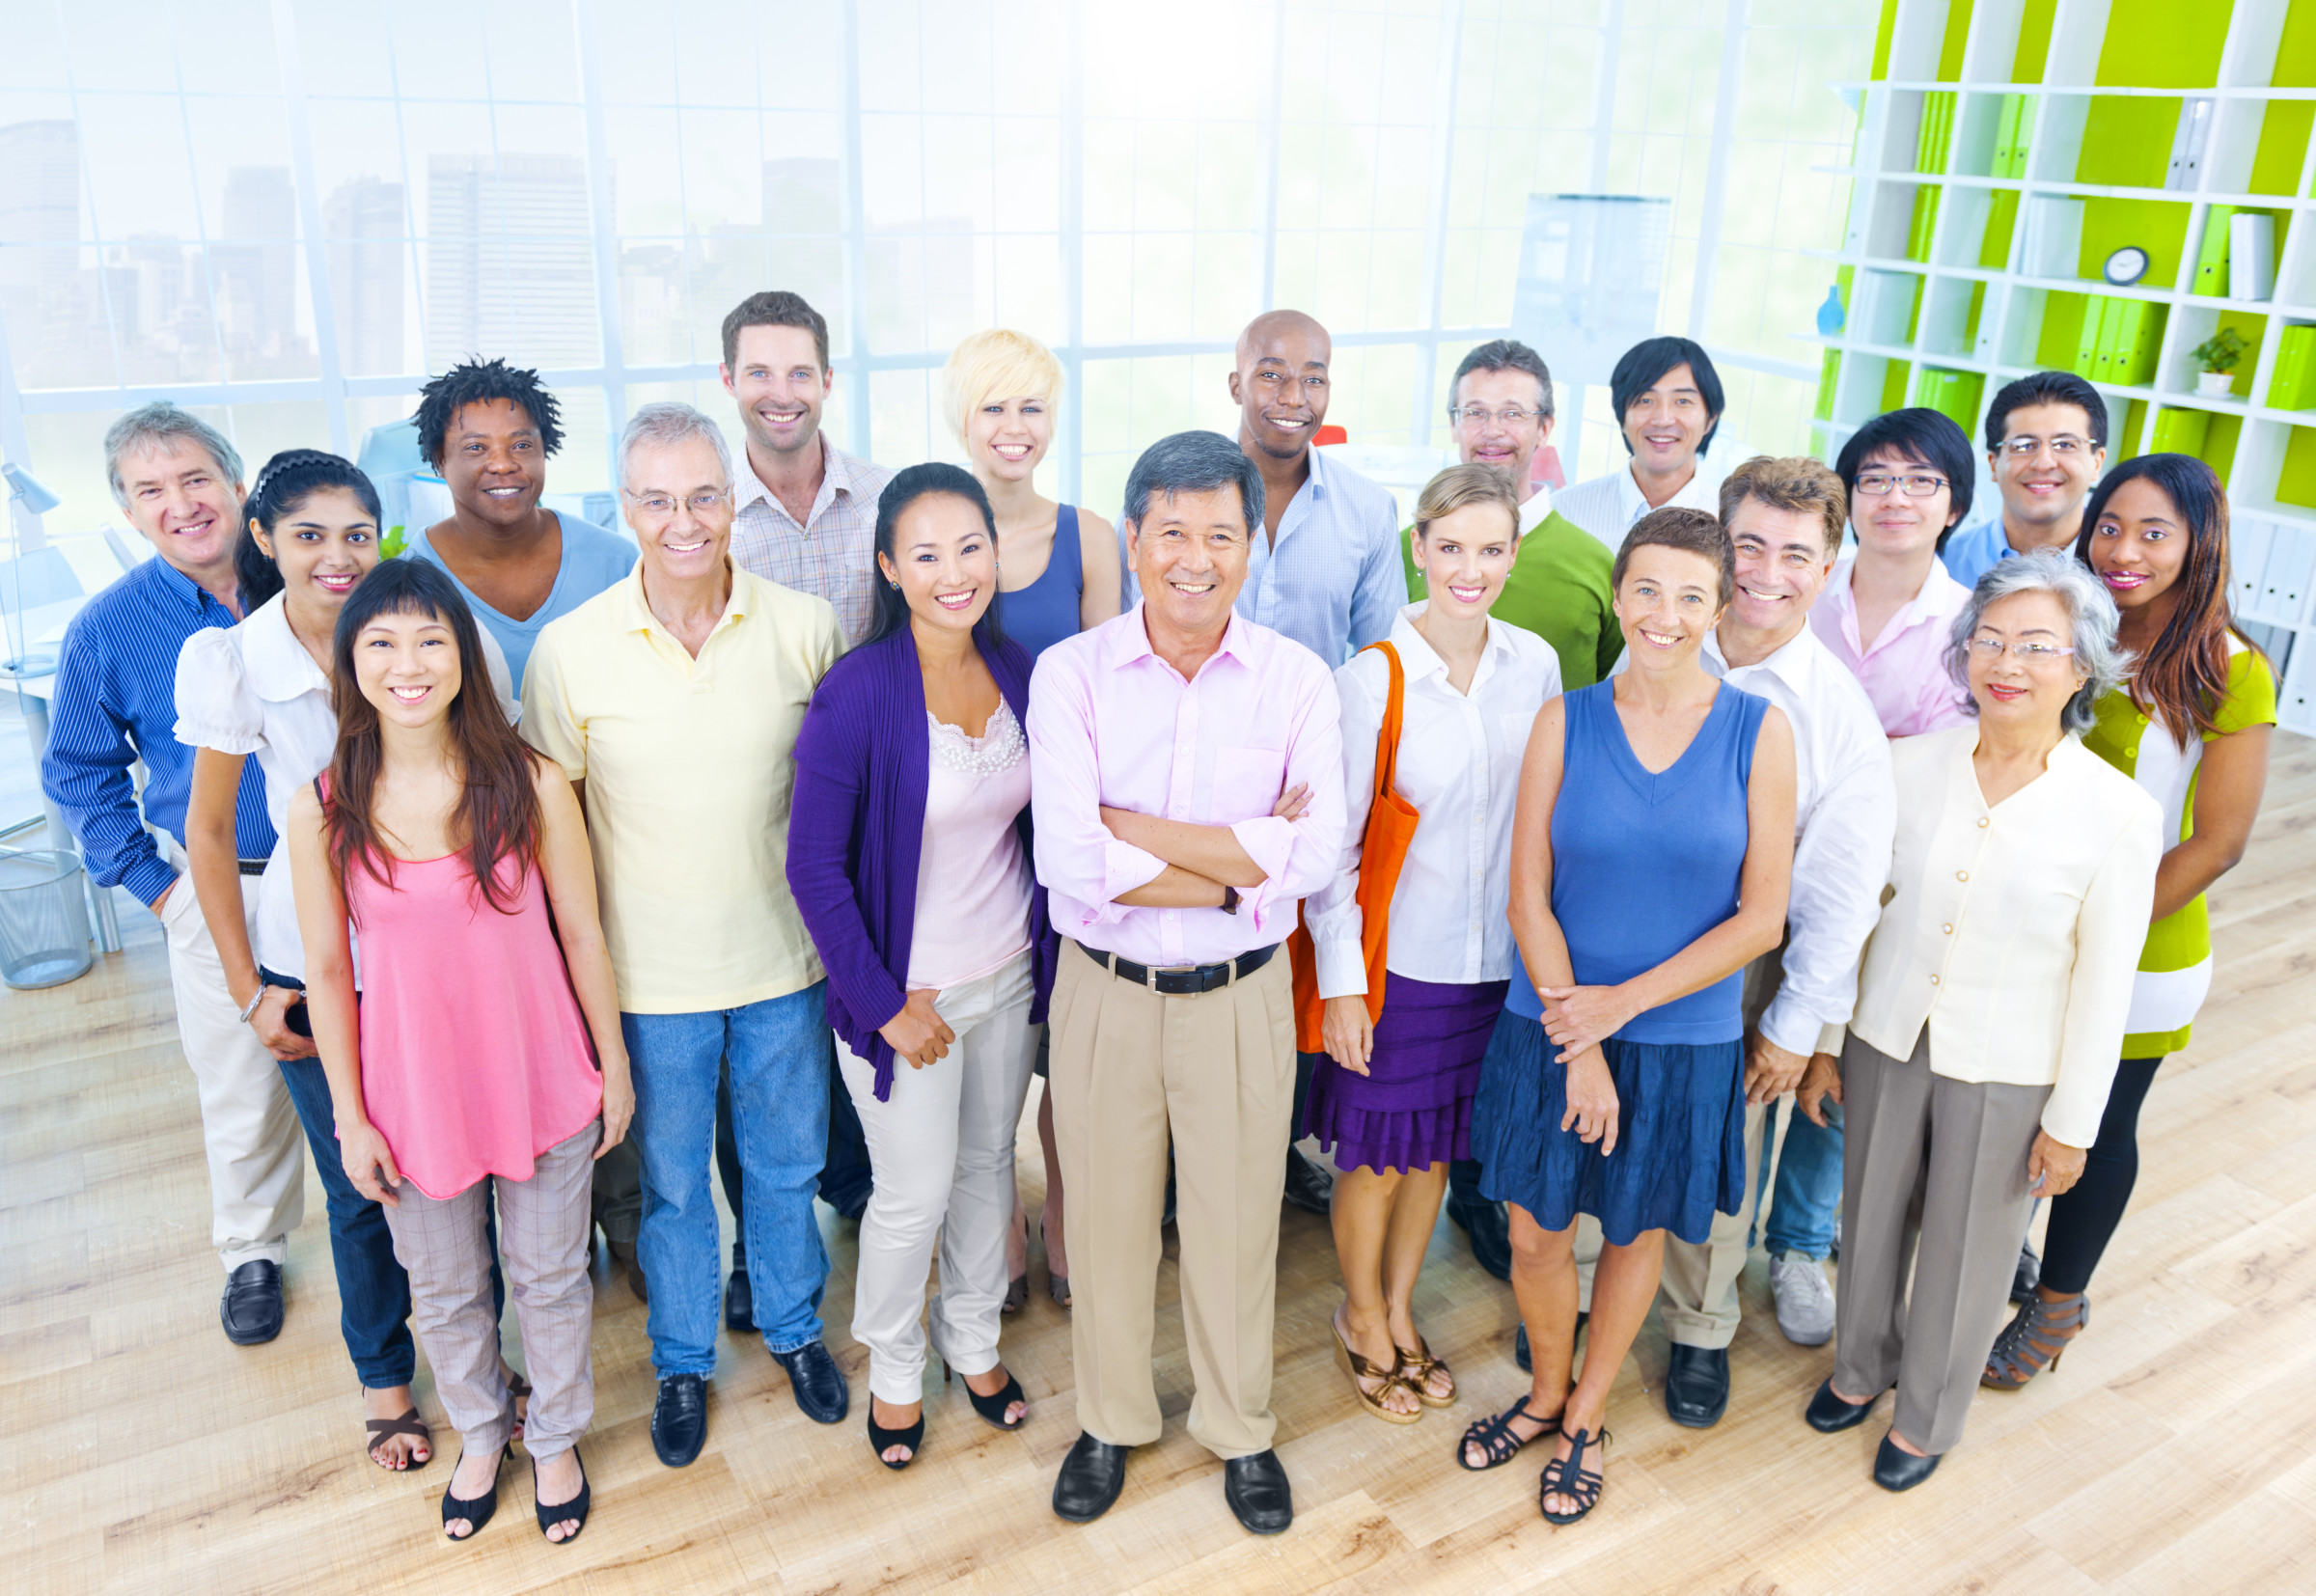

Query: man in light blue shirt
left=1940, top=370, right=2108, bottom=590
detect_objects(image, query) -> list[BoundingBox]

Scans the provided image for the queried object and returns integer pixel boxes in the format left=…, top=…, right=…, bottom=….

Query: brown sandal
left=365, top=1406, right=433, bottom=1471
left=1333, top=1310, right=1420, bottom=1424
left=1395, top=1336, right=1456, bottom=1408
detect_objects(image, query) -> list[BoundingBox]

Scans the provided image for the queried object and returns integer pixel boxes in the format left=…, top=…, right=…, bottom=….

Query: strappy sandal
left=441, top=1450, right=505, bottom=1541
left=1982, top=1291, right=2089, bottom=1390
left=1334, top=1311, right=1420, bottom=1424
left=534, top=1446, right=591, bottom=1545
left=1002, top=1273, right=1030, bottom=1315
left=1395, top=1336, right=1456, bottom=1409
left=1538, top=1426, right=1609, bottom=1525
left=364, top=1404, right=432, bottom=1471
left=1457, top=1394, right=1558, bottom=1470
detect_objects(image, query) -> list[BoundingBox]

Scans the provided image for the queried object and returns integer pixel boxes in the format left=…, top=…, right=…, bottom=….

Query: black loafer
left=1664, top=1344, right=1730, bottom=1428
left=771, top=1338, right=849, bottom=1424
left=651, top=1373, right=708, bottom=1468
left=607, top=1238, right=648, bottom=1305
left=1805, top=1378, right=1879, bottom=1433
left=1223, top=1448, right=1293, bottom=1535
left=1052, top=1432, right=1131, bottom=1523
left=1513, top=1311, right=1585, bottom=1374
left=1282, top=1147, right=1334, bottom=1216
left=220, top=1259, right=285, bottom=1345
left=1873, top=1434, right=1942, bottom=1492
left=1446, top=1196, right=1513, bottom=1282
left=724, top=1242, right=753, bottom=1333
left=2010, top=1244, right=2042, bottom=1305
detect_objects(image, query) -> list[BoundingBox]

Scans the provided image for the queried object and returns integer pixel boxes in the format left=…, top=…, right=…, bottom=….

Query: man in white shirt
left=1554, top=336, right=1727, bottom=552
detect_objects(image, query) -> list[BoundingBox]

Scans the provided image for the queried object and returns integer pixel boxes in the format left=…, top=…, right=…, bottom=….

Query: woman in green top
left=1984, top=454, right=2275, bottom=1389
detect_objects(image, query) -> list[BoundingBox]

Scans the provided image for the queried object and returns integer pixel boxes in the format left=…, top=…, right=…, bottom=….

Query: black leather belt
left=1081, top=940, right=1279, bottom=995
left=237, top=858, right=269, bottom=877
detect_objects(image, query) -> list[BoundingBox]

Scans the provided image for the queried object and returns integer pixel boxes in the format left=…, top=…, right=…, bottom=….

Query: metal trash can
left=0, top=847, right=95, bottom=990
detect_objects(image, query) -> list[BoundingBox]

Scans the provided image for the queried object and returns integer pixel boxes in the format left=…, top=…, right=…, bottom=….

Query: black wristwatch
left=1220, top=884, right=1241, bottom=916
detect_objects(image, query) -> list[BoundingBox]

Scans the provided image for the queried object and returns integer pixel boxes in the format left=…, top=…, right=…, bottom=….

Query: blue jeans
left=1759, top=1096, right=1844, bottom=1261
left=625, top=982, right=834, bottom=1374
left=275, top=1056, right=418, bottom=1390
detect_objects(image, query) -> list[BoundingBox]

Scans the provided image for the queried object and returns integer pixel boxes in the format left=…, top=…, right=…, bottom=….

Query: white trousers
left=835, top=952, right=1037, bottom=1406
left=154, top=845, right=306, bottom=1271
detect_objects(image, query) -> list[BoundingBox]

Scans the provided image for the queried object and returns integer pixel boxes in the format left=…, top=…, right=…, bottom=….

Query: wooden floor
left=9, top=736, right=2316, bottom=1596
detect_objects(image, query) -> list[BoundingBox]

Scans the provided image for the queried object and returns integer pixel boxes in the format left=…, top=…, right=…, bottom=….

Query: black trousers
left=2038, top=1056, right=2164, bottom=1296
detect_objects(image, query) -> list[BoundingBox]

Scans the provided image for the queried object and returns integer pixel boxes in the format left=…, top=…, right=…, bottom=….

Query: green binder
left=2076, top=295, right=2111, bottom=380
left=2195, top=206, right=2238, bottom=297
left=2109, top=300, right=2161, bottom=386
left=2008, top=95, right=2033, bottom=178
left=2272, top=324, right=2316, bottom=410
left=2152, top=407, right=2211, bottom=454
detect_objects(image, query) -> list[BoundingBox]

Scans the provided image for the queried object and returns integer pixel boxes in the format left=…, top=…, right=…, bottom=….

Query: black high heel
left=534, top=1446, right=591, bottom=1545
left=867, top=1399, right=926, bottom=1470
left=440, top=1449, right=505, bottom=1541
left=945, top=1359, right=1028, bottom=1431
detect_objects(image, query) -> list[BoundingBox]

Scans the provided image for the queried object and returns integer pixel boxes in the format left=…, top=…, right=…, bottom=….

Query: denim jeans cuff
left=1765, top=1236, right=1834, bottom=1262
left=356, top=1362, right=420, bottom=1390
left=763, top=1333, right=822, bottom=1359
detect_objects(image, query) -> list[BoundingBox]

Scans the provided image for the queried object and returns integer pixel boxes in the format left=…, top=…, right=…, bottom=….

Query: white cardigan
left=1838, top=723, right=2163, bottom=1147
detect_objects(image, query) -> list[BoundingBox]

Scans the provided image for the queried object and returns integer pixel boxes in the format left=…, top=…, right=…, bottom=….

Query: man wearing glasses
left=1940, top=371, right=2109, bottom=590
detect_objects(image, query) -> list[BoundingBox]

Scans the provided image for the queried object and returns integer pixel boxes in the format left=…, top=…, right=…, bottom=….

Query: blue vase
left=1816, top=285, right=1846, bottom=336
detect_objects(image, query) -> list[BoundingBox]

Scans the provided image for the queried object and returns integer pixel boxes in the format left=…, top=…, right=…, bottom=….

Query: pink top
left=1810, top=554, right=1974, bottom=737
left=345, top=846, right=603, bottom=1200
left=910, top=701, right=1035, bottom=989
left=1028, top=605, right=1345, bottom=968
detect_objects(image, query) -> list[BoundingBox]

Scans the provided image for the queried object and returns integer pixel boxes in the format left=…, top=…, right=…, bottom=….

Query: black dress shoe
left=1223, top=1448, right=1294, bottom=1535
left=1282, top=1147, right=1334, bottom=1216
left=1804, top=1378, right=1879, bottom=1433
left=220, top=1259, right=285, bottom=1345
left=1446, top=1196, right=1513, bottom=1282
left=651, top=1373, right=708, bottom=1467
left=771, top=1339, right=849, bottom=1424
left=724, top=1242, right=753, bottom=1333
left=1052, top=1432, right=1131, bottom=1523
left=2010, top=1244, right=2042, bottom=1305
left=1872, top=1434, right=1942, bottom=1492
left=1513, top=1311, right=1586, bottom=1374
left=1664, top=1344, right=1730, bottom=1428
left=608, top=1238, right=648, bottom=1305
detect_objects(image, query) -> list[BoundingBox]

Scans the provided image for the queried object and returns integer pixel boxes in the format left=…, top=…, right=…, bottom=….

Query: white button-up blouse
left=1308, top=604, right=1561, bottom=996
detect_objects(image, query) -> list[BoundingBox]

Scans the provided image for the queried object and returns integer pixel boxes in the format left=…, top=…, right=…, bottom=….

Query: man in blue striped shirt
left=41, top=402, right=305, bottom=1346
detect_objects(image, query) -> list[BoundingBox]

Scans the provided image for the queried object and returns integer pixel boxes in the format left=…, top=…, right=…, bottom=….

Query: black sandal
left=534, top=1446, right=591, bottom=1545
left=364, top=1404, right=432, bottom=1471
left=1457, top=1394, right=1559, bottom=1471
left=867, top=1399, right=926, bottom=1470
left=1538, top=1426, right=1609, bottom=1525
left=947, top=1361, right=1028, bottom=1431
left=441, top=1450, right=505, bottom=1541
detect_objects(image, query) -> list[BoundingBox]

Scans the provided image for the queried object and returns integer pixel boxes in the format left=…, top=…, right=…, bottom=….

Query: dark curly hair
left=413, top=356, right=564, bottom=469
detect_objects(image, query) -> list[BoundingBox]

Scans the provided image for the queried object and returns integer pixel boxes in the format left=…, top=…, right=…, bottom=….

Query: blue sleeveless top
left=1000, top=504, right=1086, bottom=660
left=1504, top=679, right=1767, bottom=1045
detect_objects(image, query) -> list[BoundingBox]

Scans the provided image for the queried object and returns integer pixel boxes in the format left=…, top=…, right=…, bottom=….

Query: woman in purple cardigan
left=787, top=462, right=1055, bottom=1472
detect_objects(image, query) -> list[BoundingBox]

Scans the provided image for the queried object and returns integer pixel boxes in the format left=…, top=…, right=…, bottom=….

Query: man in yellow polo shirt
left=522, top=401, right=847, bottom=1468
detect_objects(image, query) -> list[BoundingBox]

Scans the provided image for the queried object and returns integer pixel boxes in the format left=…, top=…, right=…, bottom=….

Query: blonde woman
left=945, top=328, right=1123, bottom=1311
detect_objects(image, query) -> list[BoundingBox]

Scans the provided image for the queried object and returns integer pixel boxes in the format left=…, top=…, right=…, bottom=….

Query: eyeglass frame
left=1447, top=404, right=1547, bottom=429
left=1852, top=472, right=1951, bottom=499
left=621, top=487, right=732, bottom=519
left=1997, top=433, right=2094, bottom=459
left=1966, top=634, right=2079, bottom=665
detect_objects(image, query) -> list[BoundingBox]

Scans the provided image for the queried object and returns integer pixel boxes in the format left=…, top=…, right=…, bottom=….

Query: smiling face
left=1966, top=589, right=2088, bottom=730
left=118, top=437, right=245, bottom=575
left=1614, top=542, right=1726, bottom=668
left=1452, top=366, right=1552, bottom=484
left=254, top=485, right=380, bottom=616
left=723, top=323, right=830, bottom=460
left=1414, top=502, right=1519, bottom=622
left=1623, top=362, right=1712, bottom=479
left=879, top=491, right=998, bottom=639
left=1851, top=445, right=1958, bottom=562
left=965, top=394, right=1052, bottom=486
left=2085, top=475, right=2191, bottom=618
left=437, top=398, right=546, bottom=529
left=1128, top=485, right=1253, bottom=641
left=622, top=434, right=734, bottom=586
left=1992, top=400, right=2105, bottom=537
left=1229, top=315, right=1331, bottom=463
left=353, top=606, right=464, bottom=731
left=1726, top=497, right=1835, bottom=637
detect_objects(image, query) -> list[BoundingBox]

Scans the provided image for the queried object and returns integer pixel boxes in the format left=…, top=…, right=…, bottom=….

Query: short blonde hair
left=1718, top=454, right=1846, bottom=556
left=1413, top=462, right=1522, bottom=542
left=943, top=329, right=1065, bottom=444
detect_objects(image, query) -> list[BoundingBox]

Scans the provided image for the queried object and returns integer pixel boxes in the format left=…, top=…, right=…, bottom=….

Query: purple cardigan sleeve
left=786, top=685, right=909, bottom=1051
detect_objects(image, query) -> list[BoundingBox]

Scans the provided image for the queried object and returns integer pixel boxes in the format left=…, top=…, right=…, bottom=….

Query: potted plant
left=2191, top=327, right=2247, bottom=397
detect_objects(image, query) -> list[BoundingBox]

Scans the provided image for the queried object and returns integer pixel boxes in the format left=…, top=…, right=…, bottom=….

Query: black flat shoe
left=441, top=1450, right=504, bottom=1540
left=534, top=1446, right=590, bottom=1544
left=1223, top=1448, right=1293, bottom=1535
left=2010, top=1244, right=2042, bottom=1305
left=867, top=1401, right=925, bottom=1470
left=1514, top=1312, right=1585, bottom=1373
left=1446, top=1196, right=1512, bottom=1282
left=947, top=1362, right=1027, bottom=1431
left=1805, top=1379, right=1879, bottom=1433
left=1538, top=1427, right=1609, bottom=1526
left=1664, top=1343, right=1729, bottom=1429
left=770, top=1339, right=849, bottom=1424
left=1873, top=1434, right=1942, bottom=1492
left=725, top=1242, right=754, bottom=1333
left=651, top=1373, right=708, bottom=1468
left=1282, top=1146, right=1334, bottom=1216
left=1053, top=1432, right=1130, bottom=1523
left=220, top=1259, right=285, bottom=1345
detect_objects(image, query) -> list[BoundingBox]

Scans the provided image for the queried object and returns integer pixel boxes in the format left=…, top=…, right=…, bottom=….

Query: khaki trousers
left=1047, top=941, right=1296, bottom=1459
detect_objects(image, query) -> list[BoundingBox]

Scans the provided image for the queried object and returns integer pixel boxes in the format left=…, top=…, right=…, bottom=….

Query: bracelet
left=235, top=987, right=266, bottom=1025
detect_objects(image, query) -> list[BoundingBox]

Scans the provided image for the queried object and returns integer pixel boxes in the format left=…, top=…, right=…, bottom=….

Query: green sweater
left=1401, top=509, right=1622, bottom=689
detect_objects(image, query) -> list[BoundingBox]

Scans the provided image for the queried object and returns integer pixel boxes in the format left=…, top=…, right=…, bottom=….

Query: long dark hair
left=864, top=461, right=1007, bottom=649
left=323, top=559, right=541, bottom=916
left=234, top=450, right=384, bottom=613
left=2073, top=453, right=2252, bottom=744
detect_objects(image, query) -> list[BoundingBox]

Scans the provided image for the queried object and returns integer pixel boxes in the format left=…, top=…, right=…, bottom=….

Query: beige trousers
left=1047, top=941, right=1296, bottom=1459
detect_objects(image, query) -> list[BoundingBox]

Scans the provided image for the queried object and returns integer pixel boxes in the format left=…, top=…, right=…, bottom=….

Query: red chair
left=1313, top=425, right=1348, bottom=448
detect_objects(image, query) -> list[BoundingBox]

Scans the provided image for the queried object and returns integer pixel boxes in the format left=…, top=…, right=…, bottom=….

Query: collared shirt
left=41, top=555, right=273, bottom=906
left=1402, top=506, right=1621, bottom=690
left=1028, top=604, right=1345, bottom=970
left=521, top=563, right=843, bottom=1014
left=1554, top=460, right=1723, bottom=552
left=1307, top=605, right=1560, bottom=995
left=1810, top=554, right=1974, bottom=737
left=172, top=592, right=519, bottom=978
left=728, top=434, right=895, bottom=648
left=405, top=511, right=635, bottom=690
left=1938, top=517, right=2021, bottom=591
left=1518, top=486, right=1553, bottom=532
left=1846, top=726, right=2162, bottom=1146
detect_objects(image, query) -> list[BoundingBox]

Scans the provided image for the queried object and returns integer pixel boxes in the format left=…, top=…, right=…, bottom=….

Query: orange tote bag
left=1288, top=641, right=1420, bottom=1054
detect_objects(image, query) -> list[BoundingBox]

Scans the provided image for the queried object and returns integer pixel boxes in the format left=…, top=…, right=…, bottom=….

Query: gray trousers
left=383, top=1120, right=602, bottom=1460
left=1831, top=1032, right=2048, bottom=1456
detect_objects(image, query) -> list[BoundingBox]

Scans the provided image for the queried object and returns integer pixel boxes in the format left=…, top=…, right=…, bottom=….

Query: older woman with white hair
left=1796, top=550, right=2162, bottom=1491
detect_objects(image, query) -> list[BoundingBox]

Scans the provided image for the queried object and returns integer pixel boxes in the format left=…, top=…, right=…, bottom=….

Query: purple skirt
left=1304, top=973, right=1510, bottom=1174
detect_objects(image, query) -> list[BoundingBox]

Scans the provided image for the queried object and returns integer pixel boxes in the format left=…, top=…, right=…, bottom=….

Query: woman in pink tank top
left=288, top=559, right=632, bottom=1548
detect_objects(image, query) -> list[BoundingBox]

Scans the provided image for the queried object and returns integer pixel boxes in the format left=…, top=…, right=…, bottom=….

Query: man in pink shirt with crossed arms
left=1029, top=429, right=1344, bottom=1537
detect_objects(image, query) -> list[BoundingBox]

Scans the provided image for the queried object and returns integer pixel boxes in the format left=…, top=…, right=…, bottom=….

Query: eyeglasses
left=1853, top=472, right=1949, bottom=498
left=1448, top=405, right=1545, bottom=428
left=2000, top=434, right=2091, bottom=458
left=623, top=489, right=730, bottom=518
left=1968, top=635, right=2078, bottom=664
